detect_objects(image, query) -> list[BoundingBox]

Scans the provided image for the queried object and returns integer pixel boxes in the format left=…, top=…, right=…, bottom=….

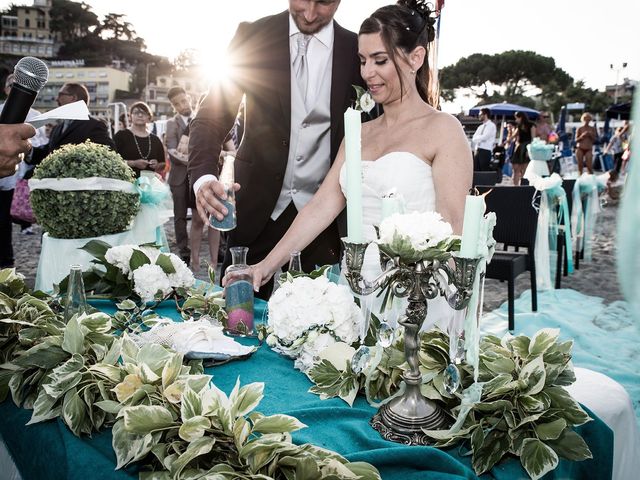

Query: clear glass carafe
left=64, top=265, right=87, bottom=323
left=224, top=246, right=254, bottom=335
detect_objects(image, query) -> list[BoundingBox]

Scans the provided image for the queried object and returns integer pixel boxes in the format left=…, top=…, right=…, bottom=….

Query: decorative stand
left=342, top=239, right=480, bottom=445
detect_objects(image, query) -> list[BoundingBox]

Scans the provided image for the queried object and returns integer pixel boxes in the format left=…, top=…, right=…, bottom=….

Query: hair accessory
left=398, top=0, right=437, bottom=41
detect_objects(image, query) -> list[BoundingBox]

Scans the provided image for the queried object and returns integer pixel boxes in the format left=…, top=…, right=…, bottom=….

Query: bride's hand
left=221, top=261, right=275, bottom=292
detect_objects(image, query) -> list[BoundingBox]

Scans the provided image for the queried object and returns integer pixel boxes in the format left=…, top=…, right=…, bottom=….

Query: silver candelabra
left=342, top=238, right=480, bottom=445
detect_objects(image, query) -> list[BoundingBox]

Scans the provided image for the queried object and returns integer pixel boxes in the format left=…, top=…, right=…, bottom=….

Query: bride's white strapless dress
left=339, top=152, right=453, bottom=330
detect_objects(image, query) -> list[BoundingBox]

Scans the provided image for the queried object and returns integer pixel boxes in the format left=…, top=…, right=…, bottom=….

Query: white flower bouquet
left=61, top=240, right=195, bottom=303
left=266, top=274, right=363, bottom=372
left=376, top=211, right=460, bottom=263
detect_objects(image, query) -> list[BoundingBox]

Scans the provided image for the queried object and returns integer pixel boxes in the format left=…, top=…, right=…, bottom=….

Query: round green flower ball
left=30, top=141, right=140, bottom=239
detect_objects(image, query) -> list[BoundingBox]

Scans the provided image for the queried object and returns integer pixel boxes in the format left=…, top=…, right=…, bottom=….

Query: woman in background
left=575, top=112, right=597, bottom=175
left=512, top=111, right=536, bottom=185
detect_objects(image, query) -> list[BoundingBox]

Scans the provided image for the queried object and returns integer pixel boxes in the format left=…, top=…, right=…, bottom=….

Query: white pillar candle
left=344, top=107, right=363, bottom=242
left=459, top=195, right=486, bottom=258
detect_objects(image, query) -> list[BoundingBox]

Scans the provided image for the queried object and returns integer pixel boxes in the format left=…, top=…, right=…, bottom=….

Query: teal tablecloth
left=0, top=300, right=613, bottom=480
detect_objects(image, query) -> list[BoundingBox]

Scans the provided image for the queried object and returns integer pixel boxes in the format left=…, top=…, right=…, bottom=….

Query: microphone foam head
left=13, top=56, right=49, bottom=93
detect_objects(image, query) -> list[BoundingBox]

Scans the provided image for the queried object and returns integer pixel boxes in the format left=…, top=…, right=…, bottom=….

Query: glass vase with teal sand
left=224, top=246, right=254, bottom=335
left=210, top=153, right=237, bottom=231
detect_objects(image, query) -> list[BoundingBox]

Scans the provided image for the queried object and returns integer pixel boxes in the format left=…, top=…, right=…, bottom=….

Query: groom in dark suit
left=189, top=0, right=364, bottom=297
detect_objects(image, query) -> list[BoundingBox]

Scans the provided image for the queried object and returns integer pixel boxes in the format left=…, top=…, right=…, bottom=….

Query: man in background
left=472, top=107, right=497, bottom=171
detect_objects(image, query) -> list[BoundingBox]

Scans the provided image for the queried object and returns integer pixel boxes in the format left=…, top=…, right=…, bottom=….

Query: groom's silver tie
left=294, top=33, right=311, bottom=109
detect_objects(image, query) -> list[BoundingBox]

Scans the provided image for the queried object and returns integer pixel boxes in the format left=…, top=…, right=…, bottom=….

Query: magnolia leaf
left=120, top=334, right=140, bottom=364
left=545, top=428, right=593, bottom=461
left=232, top=382, right=264, bottom=417
left=27, top=388, right=61, bottom=424
left=13, top=340, right=68, bottom=369
left=509, top=335, right=531, bottom=358
left=554, top=362, right=577, bottom=386
left=534, top=418, right=567, bottom=441
left=519, top=355, right=546, bottom=396
left=41, top=353, right=84, bottom=400
left=62, top=388, right=87, bottom=437
left=169, top=436, right=216, bottom=479
left=484, top=357, right=516, bottom=374
left=95, top=400, right=123, bottom=415
left=344, top=461, right=382, bottom=480
left=62, top=315, right=85, bottom=355
left=80, top=239, right=111, bottom=262
left=112, top=419, right=160, bottom=469
left=113, top=374, right=144, bottom=403
left=156, top=254, right=177, bottom=274
left=545, top=386, right=591, bottom=426
left=528, top=328, right=560, bottom=357
left=252, top=414, right=306, bottom=434
left=122, top=405, right=175, bottom=435
left=136, top=343, right=173, bottom=376
left=129, top=249, right=151, bottom=271
left=162, top=352, right=184, bottom=390
left=472, top=430, right=511, bottom=475
left=139, top=362, right=161, bottom=384
left=184, top=374, right=213, bottom=393
left=181, top=387, right=203, bottom=421
left=78, top=312, right=112, bottom=334
left=116, top=299, right=137, bottom=310
left=178, top=415, right=211, bottom=442
left=474, top=399, right=513, bottom=413
left=520, top=438, right=559, bottom=480
left=89, top=364, right=123, bottom=383
left=163, top=380, right=185, bottom=404
left=308, top=359, right=342, bottom=387
left=518, top=395, right=545, bottom=413
left=233, top=417, right=251, bottom=449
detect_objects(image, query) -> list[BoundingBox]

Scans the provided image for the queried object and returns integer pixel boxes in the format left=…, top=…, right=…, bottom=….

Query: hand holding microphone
left=0, top=56, right=48, bottom=177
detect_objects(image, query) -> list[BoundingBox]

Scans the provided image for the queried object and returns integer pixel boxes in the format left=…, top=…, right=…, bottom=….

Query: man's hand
left=0, top=124, right=36, bottom=178
left=195, top=179, right=241, bottom=225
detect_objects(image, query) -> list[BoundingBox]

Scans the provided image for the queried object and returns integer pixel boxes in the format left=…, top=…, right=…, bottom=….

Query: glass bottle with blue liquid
left=210, top=153, right=236, bottom=231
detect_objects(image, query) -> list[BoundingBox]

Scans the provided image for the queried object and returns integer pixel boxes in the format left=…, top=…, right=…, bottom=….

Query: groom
left=189, top=0, right=365, bottom=297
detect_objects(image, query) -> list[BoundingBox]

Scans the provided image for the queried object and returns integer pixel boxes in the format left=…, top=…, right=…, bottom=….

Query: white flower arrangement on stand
left=266, top=274, right=363, bottom=372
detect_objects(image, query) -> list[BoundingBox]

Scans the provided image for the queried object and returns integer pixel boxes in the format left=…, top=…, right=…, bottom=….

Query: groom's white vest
left=272, top=51, right=333, bottom=220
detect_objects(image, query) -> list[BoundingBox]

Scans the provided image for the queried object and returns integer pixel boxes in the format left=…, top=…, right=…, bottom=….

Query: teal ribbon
left=135, top=176, right=170, bottom=205
left=547, top=185, right=573, bottom=274
left=135, top=176, right=171, bottom=252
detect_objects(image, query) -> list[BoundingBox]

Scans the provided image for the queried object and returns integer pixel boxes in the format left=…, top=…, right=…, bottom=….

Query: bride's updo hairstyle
left=359, top=0, right=438, bottom=106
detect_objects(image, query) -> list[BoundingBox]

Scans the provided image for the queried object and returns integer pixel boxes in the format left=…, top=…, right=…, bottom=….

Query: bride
left=248, top=1, right=472, bottom=300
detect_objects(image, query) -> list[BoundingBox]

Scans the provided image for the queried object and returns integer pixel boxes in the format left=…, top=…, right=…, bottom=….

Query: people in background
left=512, top=111, right=536, bottom=186
left=535, top=111, right=553, bottom=142
left=575, top=112, right=597, bottom=175
left=114, top=101, right=165, bottom=177
left=472, top=107, right=496, bottom=171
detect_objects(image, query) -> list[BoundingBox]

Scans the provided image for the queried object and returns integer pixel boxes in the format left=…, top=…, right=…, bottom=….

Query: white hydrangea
left=266, top=275, right=363, bottom=372
left=132, top=264, right=172, bottom=303
left=167, top=253, right=195, bottom=288
left=105, top=245, right=135, bottom=276
left=378, top=211, right=453, bottom=251
left=139, top=246, right=161, bottom=263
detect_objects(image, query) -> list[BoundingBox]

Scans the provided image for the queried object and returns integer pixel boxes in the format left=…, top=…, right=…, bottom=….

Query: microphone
left=0, top=56, right=49, bottom=124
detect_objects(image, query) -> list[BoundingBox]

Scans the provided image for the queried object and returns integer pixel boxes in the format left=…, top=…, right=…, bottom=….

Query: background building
left=0, top=0, right=58, bottom=58
left=34, top=63, right=131, bottom=117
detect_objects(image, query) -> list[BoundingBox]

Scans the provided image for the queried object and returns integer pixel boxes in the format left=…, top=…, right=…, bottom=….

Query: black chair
left=473, top=171, right=498, bottom=187
left=477, top=186, right=539, bottom=330
left=555, top=178, right=576, bottom=287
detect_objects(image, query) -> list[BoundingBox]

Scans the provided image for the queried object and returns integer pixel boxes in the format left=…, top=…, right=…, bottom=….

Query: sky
left=3, top=0, right=638, bottom=112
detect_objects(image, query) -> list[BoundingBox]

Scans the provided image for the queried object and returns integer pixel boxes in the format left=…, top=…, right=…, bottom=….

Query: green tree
left=441, top=50, right=612, bottom=116
left=95, top=13, right=137, bottom=41
left=49, top=0, right=99, bottom=42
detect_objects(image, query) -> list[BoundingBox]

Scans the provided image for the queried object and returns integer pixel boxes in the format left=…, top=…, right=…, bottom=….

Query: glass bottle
left=288, top=251, right=302, bottom=275
left=224, top=246, right=254, bottom=335
left=64, top=265, right=87, bottom=323
left=210, top=153, right=237, bottom=231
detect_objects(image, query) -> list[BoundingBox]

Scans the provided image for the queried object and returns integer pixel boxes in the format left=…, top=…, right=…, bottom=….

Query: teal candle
left=460, top=195, right=485, bottom=258
left=344, top=107, right=363, bottom=242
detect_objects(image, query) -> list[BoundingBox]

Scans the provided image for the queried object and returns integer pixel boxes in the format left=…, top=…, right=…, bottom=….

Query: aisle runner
left=481, top=289, right=639, bottom=426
